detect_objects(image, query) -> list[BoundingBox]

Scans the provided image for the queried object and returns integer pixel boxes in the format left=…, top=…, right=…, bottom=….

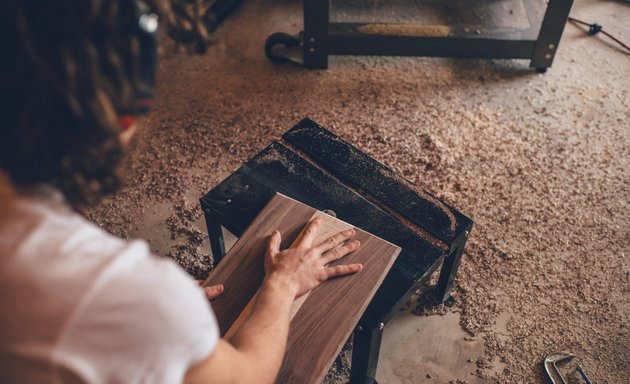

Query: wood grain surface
left=204, top=193, right=400, bottom=383
left=223, top=210, right=354, bottom=339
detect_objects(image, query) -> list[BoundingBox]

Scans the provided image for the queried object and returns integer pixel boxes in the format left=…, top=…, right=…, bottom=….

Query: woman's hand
left=264, top=217, right=363, bottom=298
left=204, top=284, right=224, bottom=300
left=197, top=281, right=224, bottom=300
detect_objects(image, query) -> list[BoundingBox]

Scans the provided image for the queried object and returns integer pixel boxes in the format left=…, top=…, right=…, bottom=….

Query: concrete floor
left=90, top=0, right=629, bottom=382
left=377, top=311, right=488, bottom=383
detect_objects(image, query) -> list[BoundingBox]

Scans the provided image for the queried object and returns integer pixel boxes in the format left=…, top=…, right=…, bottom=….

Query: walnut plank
left=204, top=193, right=400, bottom=383
left=203, top=193, right=313, bottom=336
left=223, top=210, right=353, bottom=339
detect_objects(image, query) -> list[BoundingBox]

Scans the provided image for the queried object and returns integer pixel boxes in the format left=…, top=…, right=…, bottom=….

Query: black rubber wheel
left=535, top=67, right=548, bottom=73
left=265, top=32, right=301, bottom=63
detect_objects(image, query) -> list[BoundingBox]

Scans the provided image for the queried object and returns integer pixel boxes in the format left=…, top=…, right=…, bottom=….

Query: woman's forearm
left=184, top=220, right=361, bottom=384
left=227, top=273, right=297, bottom=383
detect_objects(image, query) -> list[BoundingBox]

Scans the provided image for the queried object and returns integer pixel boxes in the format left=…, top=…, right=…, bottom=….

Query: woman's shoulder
left=1, top=186, right=130, bottom=283
left=0, top=186, right=219, bottom=383
left=53, top=239, right=219, bottom=382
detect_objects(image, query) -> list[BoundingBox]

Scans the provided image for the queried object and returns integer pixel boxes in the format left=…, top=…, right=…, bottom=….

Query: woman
left=0, top=1, right=362, bottom=382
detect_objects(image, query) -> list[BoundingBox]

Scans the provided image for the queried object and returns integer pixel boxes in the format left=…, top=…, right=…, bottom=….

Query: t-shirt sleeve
left=54, top=241, right=219, bottom=384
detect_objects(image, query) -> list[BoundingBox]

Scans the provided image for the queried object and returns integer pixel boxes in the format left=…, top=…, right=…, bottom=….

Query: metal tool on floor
left=543, top=352, right=593, bottom=384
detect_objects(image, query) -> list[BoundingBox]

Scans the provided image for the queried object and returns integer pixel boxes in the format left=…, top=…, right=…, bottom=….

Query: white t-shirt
left=0, top=186, right=219, bottom=383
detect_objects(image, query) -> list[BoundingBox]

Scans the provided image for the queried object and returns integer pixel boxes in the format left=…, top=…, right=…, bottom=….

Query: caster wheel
left=535, top=67, right=548, bottom=73
left=265, top=32, right=302, bottom=63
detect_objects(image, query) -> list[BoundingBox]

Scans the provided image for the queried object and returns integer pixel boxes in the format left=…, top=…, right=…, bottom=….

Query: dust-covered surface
left=87, top=0, right=629, bottom=382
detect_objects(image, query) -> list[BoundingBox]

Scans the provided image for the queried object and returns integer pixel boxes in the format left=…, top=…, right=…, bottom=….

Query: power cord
left=568, top=17, right=630, bottom=54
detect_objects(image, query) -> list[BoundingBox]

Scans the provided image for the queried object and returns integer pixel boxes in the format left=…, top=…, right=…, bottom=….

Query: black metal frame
left=203, top=207, right=469, bottom=384
left=298, top=0, right=573, bottom=71
left=200, top=118, right=474, bottom=384
left=350, top=325, right=383, bottom=384
left=204, top=211, right=227, bottom=264
left=437, top=229, right=471, bottom=303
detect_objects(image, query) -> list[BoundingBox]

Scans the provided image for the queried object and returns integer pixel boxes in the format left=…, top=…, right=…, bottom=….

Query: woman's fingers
left=267, top=230, right=281, bottom=255
left=325, top=263, right=363, bottom=278
left=321, top=240, right=360, bottom=264
left=203, top=284, right=224, bottom=300
left=314, top=228, right=356, bottom=254
left=295, top=217, right=321, bottom=248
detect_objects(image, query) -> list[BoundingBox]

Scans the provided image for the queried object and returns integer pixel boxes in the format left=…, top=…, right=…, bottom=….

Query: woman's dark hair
left=0, top=0, right=209, bottom=206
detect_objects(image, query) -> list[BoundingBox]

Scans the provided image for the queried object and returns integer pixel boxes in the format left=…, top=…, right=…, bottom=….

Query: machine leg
left=350, top=326, right=383, bottom=384
left=303, top=0, right=329, bottom=68
left=530, top=0, right=574, bottom=70
left=437, top=230, right=470, bottom=303
left=203, top=209, right=226, bottom=265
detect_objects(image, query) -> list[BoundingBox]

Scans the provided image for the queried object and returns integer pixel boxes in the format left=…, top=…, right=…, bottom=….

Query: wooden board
left=204, top=193, right=401, bottom=384
left=222, top=209, right=354, bottom=339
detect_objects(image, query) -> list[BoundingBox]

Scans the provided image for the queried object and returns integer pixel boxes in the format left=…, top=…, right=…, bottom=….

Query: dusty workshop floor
left=88, top=0, right=629, bottom=383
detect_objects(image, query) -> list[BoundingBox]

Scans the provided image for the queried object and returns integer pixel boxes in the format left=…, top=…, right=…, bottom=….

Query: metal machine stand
left=266, top=0, right=573, bottom=72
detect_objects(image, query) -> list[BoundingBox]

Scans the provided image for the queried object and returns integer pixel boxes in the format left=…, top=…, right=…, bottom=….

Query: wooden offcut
left=204, top=193, right=400, bottom=384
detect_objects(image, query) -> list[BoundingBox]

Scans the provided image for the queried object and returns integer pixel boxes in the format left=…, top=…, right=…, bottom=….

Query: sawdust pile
left=87, top=0, right=629, bottom=382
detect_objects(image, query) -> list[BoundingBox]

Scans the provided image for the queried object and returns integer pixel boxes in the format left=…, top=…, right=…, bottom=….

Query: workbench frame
left=297, top=0, right=574, bottom=71
left=201, top=118, right=473, bottom=384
